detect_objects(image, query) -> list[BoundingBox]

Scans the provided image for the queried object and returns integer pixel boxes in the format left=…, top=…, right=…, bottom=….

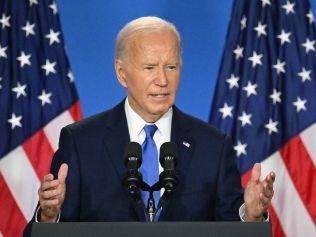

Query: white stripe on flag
left=44, top=110, right=74, bottom=151
left=0, top=146, right=40, bottom=221
left=300, top=122, right=316, bottom=166
left=261, top=152, right=315, bottom=237
left=0, top=231, right=3, bottom=237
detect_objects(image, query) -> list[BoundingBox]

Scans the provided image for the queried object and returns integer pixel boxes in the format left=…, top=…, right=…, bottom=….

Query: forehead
left=127, top=30, right=180, bottom=61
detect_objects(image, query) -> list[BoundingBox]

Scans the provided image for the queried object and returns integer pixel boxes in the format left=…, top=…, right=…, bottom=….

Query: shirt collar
left=124, top=97, right=173, bottom=142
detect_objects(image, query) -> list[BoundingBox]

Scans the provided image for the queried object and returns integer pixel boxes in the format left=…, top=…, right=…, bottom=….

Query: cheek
left=170, top=77, right=180, bottom=92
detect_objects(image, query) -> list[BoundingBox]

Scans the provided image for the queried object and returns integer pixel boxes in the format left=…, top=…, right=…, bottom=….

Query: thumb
left=58, top=163, right=68, bottom=184
left=251, top=163, right=261, bottom=182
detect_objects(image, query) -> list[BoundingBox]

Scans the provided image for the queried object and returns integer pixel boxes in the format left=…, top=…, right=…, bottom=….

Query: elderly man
left=24, top=16, right=275, bottom=235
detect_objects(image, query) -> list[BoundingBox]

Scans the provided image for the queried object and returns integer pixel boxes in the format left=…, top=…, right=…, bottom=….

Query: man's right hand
left=38, top=163, right=68, bottom=222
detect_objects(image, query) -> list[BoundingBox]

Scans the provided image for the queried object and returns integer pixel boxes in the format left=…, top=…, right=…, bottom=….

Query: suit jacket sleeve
left=215, top=135, right=244, bottom=221
left=23, top=126, right=81, bottom=237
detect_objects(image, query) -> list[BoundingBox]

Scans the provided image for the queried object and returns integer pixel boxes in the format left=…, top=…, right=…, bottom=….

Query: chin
left=150, top=104, right=170, bottom=116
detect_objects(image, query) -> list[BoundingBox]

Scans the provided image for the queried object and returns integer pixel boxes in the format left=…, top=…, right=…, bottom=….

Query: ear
left=115, top=58, right=128, bottom=88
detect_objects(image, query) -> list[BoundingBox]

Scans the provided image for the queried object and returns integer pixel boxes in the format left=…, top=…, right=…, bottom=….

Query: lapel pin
left=183, top=141, right=190, bottom=148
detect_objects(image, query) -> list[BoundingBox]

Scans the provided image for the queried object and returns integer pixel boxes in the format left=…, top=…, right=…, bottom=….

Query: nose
left=155, top=66, right=168, bottom=87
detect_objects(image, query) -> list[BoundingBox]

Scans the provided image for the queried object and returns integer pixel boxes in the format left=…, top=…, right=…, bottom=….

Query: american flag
left=209, top=0, right=316, bottom=236
left=0, top=0, right=82, bottom=236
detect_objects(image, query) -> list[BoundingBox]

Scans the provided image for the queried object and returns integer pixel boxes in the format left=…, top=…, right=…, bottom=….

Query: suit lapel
left=159, top=106, right=194, bottom=220
left=171, top=109, right=194, bottom=183
left=102, top=100, right=146, bottom=221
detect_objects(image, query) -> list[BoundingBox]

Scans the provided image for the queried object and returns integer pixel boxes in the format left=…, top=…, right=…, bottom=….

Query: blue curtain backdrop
left=57, top=0, right=316, bottom=121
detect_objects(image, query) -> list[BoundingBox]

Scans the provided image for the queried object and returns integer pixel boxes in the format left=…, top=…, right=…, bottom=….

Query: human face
left=115, top=30, right=181, bottom=123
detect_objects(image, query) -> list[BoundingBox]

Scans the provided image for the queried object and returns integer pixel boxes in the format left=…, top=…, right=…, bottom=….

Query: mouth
left=149, top=93, right=169, bottom=98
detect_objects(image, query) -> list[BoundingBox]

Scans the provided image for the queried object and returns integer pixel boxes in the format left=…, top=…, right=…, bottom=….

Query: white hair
left=115, top=16, right=182, bottom=62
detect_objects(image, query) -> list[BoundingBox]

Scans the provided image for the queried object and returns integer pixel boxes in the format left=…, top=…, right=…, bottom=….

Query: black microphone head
left=124, top=142, right=142, bottom=169
left=159, top=142, right=178, bottom=170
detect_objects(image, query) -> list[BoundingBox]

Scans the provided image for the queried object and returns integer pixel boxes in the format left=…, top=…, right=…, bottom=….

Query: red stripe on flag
left=69, top=101, right=83, bottom=121
left=22, top=130, right=54, bottom=181
left=0, top=173, right=27, bottom=237
left=269, top=205, right=286, bottom=237
left=279, top=135, right=316, bottom=224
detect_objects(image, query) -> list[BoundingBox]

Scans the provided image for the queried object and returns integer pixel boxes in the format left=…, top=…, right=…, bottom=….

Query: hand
left=38, top=163, right=68, bottom=222
left=244, top=163, right=275, bottom=221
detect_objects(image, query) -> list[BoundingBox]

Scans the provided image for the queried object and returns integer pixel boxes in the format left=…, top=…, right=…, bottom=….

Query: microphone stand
left=140, top=181, right=160, bottom=222
left=125, top=176, right=177, bottom=222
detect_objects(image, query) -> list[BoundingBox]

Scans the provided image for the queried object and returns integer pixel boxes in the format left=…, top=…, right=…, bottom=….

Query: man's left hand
left=244, top=163, right=276, bottom=221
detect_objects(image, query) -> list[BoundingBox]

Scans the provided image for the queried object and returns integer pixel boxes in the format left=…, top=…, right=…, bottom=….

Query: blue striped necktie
left=140, top=124, right=160, bottom=221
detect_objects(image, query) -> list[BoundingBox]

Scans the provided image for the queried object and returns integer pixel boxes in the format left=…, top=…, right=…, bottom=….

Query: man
left=24, top=16, right=275, bottom=235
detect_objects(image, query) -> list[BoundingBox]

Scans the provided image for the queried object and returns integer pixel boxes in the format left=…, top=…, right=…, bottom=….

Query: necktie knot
left=144, top=124, right=158, bottom=140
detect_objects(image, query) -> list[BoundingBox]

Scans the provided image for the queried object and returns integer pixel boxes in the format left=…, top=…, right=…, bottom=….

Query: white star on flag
left=233, top=45, right=244, bottom=60
left=298, top=67, right=312, bottom=82
left=0, top=44, right=8, bottom=59
left=0, top=77, right=2, bottom=90
left=21, top=21, right=35, bottom=37
left=260, top=0, right=271, bottom=7
left=248, top=51, right=263, bottom=68
left=269, top=89, right=282, bottom=105
left=242, top=81, right=258, bottom=97
left=234, top=141, right=247, bottom=157
left=273, top=59, right=286, bottom=74
left=67, top=70, right=75, bottom=83
left=265, top=118, right=279, bottom=134
left=226, top=74, right=239, bottom=89
left=306, top=9, right=315, bottom=24
left=277, top=30, right=291, bottom=45
left=240, top=15, right=247, bottom=30
left=238, top=111, right=252, bottom=127
left=49, top=1, right=58, bottom=15
left=8, top=113, right=22, bottom=129
left=41, top=59, right=57, bottom=76
left=29, top=0, right=38, bottom=6
left=17, top=51, right=32, bottom=68
left=45, top=29, right=61, bottom=45
left=38, top=90, right=52, bottom=106
left=301, top=38, right=316, bottom=53
left=0, top=13, right=10, bottom=29
left=282, top=0, right=295, bottom=15
left=12, top=82, right=27, bottom=99
left=293, top=97, right=307, bottom=112
left=254, top=21, right=267, bottom=37
left=219, top=103, right=233, bottom=119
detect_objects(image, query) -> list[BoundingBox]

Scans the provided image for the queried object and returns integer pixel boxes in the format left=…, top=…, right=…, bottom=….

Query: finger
left=58, top=163, right=68, bottom=184
left=43, top=174, right=54, bottom=182
left=263, top=173, right=274, bottom=189
left=41, top=180, right=60, bottom=192
left=41, top=188, right=63, bottom=200
left=41, top=198, right=60, bottom=208
left=269, top=172, right=276, bottom=183
left=263, top=184, right=274, bottom=198
left=267, top=176, right=274, bottom=189
left=260, top=193, right=271, bottom=209
left=251, top=163, right=261, bottom=183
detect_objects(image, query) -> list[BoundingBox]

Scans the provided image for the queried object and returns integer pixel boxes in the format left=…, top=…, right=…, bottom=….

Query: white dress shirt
left=125, top=97, right=172, bottom=176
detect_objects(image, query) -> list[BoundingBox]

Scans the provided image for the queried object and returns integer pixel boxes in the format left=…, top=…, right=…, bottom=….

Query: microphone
left=159, top=142, right=179, bottom=195
left=123, top=142, right=143, bottom=202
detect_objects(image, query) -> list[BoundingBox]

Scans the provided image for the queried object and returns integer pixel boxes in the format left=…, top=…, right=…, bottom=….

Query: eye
left=166, top=65, right=177, bottom=71
left=144, top=66, right=155, bottom=72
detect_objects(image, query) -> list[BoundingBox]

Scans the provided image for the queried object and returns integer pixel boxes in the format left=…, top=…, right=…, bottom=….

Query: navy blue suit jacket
left=24, top=100, right=244, bottom=235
